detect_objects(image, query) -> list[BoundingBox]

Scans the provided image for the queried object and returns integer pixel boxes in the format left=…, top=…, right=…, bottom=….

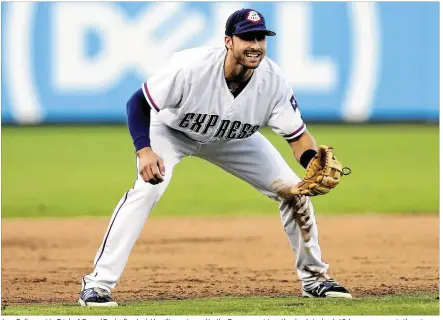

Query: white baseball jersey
left=141, top=46, right=306, bottom=143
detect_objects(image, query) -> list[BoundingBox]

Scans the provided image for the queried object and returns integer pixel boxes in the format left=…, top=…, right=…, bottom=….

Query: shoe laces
left=316, top=273, right=332, bottom=283
left=94, top=287, right=110, bottom=297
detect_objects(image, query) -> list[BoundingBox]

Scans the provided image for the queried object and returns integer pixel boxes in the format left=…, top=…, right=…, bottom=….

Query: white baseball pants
left=82, top=118, right=329, bottom=292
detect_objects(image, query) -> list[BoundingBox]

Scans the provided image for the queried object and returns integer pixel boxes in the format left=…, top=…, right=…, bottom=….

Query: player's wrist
left=134, top=137, right=152, bottom=154
left=300, top=149, right=317, bottom=169
left=136, top=146, right=153, bottom=157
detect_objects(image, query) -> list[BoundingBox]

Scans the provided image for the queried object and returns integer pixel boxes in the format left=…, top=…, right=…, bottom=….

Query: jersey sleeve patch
left=142, top=82, right=160, bottom=113
left=282, top=122, right=306, bottom=140
left=290, top=94, right=298, bottom=111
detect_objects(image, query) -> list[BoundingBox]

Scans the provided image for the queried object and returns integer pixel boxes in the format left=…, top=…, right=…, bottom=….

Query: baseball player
left=79, top=8, right=351, bottom=307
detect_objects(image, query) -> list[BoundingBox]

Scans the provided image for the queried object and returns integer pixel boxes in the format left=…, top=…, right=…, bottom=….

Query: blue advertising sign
left=1, top=2, right=439, bottom=124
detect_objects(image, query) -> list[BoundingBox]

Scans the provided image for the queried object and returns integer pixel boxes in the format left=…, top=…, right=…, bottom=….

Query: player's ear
left=224, top=36, right=233, bottom=50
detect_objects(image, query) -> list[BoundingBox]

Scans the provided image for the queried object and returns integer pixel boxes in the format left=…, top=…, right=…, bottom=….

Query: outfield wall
left=1, top=2, right=439, bottom=124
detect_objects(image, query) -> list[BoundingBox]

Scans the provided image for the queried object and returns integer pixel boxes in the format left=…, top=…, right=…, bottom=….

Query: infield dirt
left=1, top=215, right=439, bottom=304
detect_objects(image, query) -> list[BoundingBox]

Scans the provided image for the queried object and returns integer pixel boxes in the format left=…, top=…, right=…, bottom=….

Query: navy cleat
left=302, top=279, right=352, bottom=299
left=78, top=287, right=118, bottom=307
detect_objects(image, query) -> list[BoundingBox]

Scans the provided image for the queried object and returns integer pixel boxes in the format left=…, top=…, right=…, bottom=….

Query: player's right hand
left=136, top=147, right=165, bottom=185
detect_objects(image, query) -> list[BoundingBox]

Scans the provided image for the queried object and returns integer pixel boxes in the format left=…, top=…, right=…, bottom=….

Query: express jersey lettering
left=177, top=112, right=259, bottom=139
left=141, top=46, right=306, bottom=143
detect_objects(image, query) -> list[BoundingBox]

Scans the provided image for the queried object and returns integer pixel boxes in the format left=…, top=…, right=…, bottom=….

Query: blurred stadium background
left=1, top=2, right=439, bottom=219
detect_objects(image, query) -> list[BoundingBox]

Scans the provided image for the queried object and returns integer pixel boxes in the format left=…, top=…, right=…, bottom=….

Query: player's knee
left=277, top=194, right=313, bottom=211
left=134, top=178, right=169, bottom=197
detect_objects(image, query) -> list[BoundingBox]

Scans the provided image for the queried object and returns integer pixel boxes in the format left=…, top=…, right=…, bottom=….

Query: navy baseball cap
left=225, top=9, right=276, bottom=37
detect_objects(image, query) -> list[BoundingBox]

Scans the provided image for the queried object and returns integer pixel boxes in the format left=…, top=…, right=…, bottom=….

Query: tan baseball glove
left=291, top=145, right=351, bottom=197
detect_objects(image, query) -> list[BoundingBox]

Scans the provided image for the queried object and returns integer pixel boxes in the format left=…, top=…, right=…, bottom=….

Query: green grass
left=2, top=294, right=439, bottom=315
left=1, top=124, right=439, bottom=218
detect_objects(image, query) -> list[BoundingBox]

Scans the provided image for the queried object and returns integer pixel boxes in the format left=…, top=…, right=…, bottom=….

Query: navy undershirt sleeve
left=126, top=88, right=152, bottom=151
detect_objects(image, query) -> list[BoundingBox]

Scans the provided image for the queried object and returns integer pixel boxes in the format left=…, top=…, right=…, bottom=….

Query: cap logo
left=246, top=11, right=261, bottom=23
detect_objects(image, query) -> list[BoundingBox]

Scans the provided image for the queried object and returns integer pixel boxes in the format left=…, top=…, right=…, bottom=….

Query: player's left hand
left=136, top=147, right=165, bottom=185
left=291, top=145, right=351, bottom=197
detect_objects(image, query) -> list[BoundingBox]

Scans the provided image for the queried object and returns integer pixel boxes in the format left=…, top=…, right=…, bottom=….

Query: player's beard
left=234, top=49, right=264, bottom=70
